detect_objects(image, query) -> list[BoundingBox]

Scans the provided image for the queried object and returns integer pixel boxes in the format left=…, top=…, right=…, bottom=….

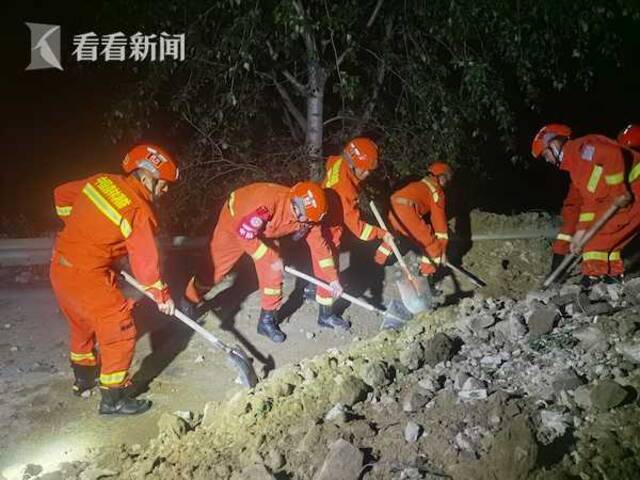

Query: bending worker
left=184, top=181, right=342, bottom=343
left=374, top=162, right=452, bottom=279
left=51, top=144, right=178, bottom=415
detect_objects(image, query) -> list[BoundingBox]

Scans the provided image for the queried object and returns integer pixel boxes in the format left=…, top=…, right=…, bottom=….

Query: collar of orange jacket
left=124, top=174, right=153, bottom=203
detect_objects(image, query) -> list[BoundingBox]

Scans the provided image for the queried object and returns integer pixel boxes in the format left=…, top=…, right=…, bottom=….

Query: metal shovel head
left=380, top=299, right=413, bottom=330
left=226, top=345, right=258, bottom=388
left=396, top=276, right=433, bottom=314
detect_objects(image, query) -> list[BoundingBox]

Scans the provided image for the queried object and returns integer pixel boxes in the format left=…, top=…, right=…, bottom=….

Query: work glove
left=237, top=206, right=270, bottom=240
left=329, top=279, right=344, bottom=299
left=570, top=229, right=586, bottom=254
left=382, top=231, right=394, bottom=246
left=148, top=285, right=176, bottom=316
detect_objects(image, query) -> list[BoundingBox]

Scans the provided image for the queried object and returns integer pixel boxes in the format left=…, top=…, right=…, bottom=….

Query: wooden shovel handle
left=369, top=201, right=414, bottom=282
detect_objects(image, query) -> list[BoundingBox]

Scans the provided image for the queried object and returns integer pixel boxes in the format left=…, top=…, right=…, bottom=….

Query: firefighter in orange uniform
left=50, top=144, right=178, bottom=415
left=317, top=137, right=393, bottom=327
left=374, top=163, right=452, bottom=278
left=532, top=124, right=639, bottom=285
left=184, top=182, right=342, bottom=343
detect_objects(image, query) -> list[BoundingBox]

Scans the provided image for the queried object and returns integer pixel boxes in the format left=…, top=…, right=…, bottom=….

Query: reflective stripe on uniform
left=579, top=212, right=595, bottom=222
left=583, top=251, right=608, bottom=262
left=318, top=258, right=335, bottom=269
left=420, top=255, right=439, bottom=264
left=435, top=232, right=448, bottom=240
left=325, top=158, right=342, bottom=188
left=263, top=287, right=281, bottom=296
left=377, top=245, right=391, bottom=257
left=393, top=197, right=414, bottom=207
left=586, top=165, right=603, bottom=193
left=359, top=224, right=374, bottom=241
left=421, top=178, right=440, bottom=203
left=315, top=295, right=334, bottom=306
left=629, top=163, right=640, bottom=183
left=70, top=351, right=96, bottom=362
left=556, top=233, right=573, bottom=242
left=605, top=172, right=624, bottom=185
left=56, top=206, right=72, bottom=217
left=99, top=370, right=127, bottom=386
left=609, top=251, right=621, bottom=261
left=228, top=192, right=236, bottom=216
left=82, top=183, right=132, bottom=239
left=251, top=242, right=269, bottom=260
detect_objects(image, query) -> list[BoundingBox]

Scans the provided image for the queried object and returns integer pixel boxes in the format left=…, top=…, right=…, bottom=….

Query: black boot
left=99, top=386, right=152, bottom=415
left=257, top=309, right=286, bottom=343
left=318, top=304, right=351, bottom=330
left=72, top=364, right=97, bottom=397
left=580, top=275, right=602, bottom=290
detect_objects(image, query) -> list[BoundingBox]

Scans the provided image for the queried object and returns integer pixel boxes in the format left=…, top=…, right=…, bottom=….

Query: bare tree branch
left=272, top=73, right=307, bottom=131
left=366, top=0, right=385, bottom=28
left=283, top=70, right=308, bottom=94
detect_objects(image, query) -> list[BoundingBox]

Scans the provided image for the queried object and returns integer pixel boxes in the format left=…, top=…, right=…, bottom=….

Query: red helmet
left=289, top=182, right=328, bottom=222
left=428, top=162, right=452, bottom=177
left=531, top=124, right=572, bottom=158
left=122, top=144, right=179, bottom=182
left=617, top=124, right=640, bottom=148
left=344, top=137, right=379, bottom=171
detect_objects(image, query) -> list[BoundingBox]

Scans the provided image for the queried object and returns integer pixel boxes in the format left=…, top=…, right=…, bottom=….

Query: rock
left=470, top=313, right=496, bottom=336
left=306, top=331, right=315, bottom=339
left=202, top=401, right=218, bottom=426
left=231, top=464, right=275, bottom=480
left=330, top=375, right=369, bottom=407
left=402, top=388, right=430, bottom=412
left=453, top=371, right=470, bottom=390
left=404, top=420, right=422, bottom=442
left=79, top=468, right=119, bottom=480
left=616, top=341, right=640, bottom=364
left=3, top=323, right=11, bottom=329
left=22, top=464, right=43, bottom=479
left=314, top=439, right=363, bottom=480
left=423, top=333, right=456, bottom=366
left=359, top=361, right=389, bottom=388
left=194, top=354, right=205, bottom=363
left=399, top=342, right=424, bottom=371
left=325, top=403, right=348, bottom=423
left=39, top=473, right=65, bottom=480
left=157, top=412, right=189, bottom=439
left=454, top=431, right=476, bottom=457
left=485, top=415, right=537, bottom=480
left=10, top=345, right=19, bottom=352
left=590, top=380, right=628, bottom=411
left=458, top=377, right=488, bottom=401
left=583, top=302, right=614, bottom=316
left=418, top=375, right=440, bottom=393
left=551, top=369, right=584, bottom=393
left=264, top=449, right=285, bottom=471
left=623, top=277, right=640, bottom=304
left=572, top=326, right=608, bottom=351
left=537, top=410, right=569, bottom=445
left=480, top=353, right=508, bottom=369
left=574, top=384, right=593, bottom=410
left=616, top=317, right=638, bottom=337
left=527, top=305, right=558, bottom=339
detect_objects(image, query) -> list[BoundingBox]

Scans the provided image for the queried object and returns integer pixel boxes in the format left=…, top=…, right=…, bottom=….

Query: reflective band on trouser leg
left=435, top=232, right=448, bottom=240
left=251, top=242, right=269, bottom=261
left=315, top=294, right=334, bottom=306
left=556, top=233, right=573, bottom=242
left=629, top=163, right=640, bottom=183
left=56, top=206, right=72, bottom=217
left=70, top=351, right=97, bottom=366
left=318, top=257, right=335, bottom=269
left=261, top=286, right=282, bottom=310
left=359, top=224, right=374, bottom=241
left=608, top=251, right=624, bottom=276
left=583, top=251, right=609, bottom=262
left=579, top=212, right=595, bottom=222
left=581, top=250, right=609, bottom=277
left=99, top=370, right=128, bottom=387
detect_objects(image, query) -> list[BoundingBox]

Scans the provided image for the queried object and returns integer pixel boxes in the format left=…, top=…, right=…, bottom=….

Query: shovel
left=369, top=201, right=433, bottom=314
left=284, top=266, right=412, bottom=329
left=121, top=271, right=258, bottom=388
left=542, top=197, right=627, bottom=289
left=445, top=261, right=486, bottom=288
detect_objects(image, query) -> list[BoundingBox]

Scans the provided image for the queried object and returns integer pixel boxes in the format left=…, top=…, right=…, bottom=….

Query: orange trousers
left=205, top=207, right=283, bottom=310
left=374, top=203, right=443, bottom=275
left=50, top=252, right=136, bottom=388
left=582, top=183, right=640, bottom=277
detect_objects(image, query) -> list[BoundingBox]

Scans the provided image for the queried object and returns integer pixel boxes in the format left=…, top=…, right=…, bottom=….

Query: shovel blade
left=226, top=345, right=258, bottom=388
left=397, top=277, right=432, bottom=314
left=380, top=299, right=413, bottom=330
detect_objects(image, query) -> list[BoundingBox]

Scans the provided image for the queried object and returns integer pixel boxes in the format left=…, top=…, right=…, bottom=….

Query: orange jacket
left=560, top=135, right=633, bottom=231
left=322, top=155, right=385, bottom=241
left=226, top=183, right=337, bottom=282
left=391, top=176, right=448, bottom=245
left=53, top=173, right=164, bottom=289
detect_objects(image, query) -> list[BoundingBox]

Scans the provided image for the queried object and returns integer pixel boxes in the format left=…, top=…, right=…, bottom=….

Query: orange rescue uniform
left=552, top=182, right=582, bottom=256
left=202, top=183, right=338, bottom=310
left=321, top=155, right=386, bottom=304
left=560, top=135, right=640, bottom=276
left=374, top=176, right=448, bottom=275
left=50, top=174, right=165, bottom=388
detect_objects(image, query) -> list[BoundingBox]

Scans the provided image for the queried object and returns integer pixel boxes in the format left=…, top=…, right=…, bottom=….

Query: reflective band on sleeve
left=393, top=197, right=414, bottom=207
left=99, top=370, right=128, bottom=386
left=263, top=287, right=282, bottom=296
left=377, top=245, right=391, bottom=257
left=609, top=251, right=621, bottom=261
left=605, top=172, right=624, bottom=185
left=143, top=279, right=166, bottom=291
left=421, top=178, right=440, bottom=202
left=228, top=192, right=236, bottom=216
left=325, top=159, right=342, bottom=188
left=318, top=258, right=335, bottom=268
left=251, top=242, right=269, bottom=261
left=82, top=183, right=132, bottom=239
left=359, top=224, right=374, bottom=241
left=629, top=163, right=640, bottom=183
left=56, top=206, right=72, bottom=217
left=70, top=352, right=96, bottom=362
left=435, top=232, right=449, bottom=240
left=420, top=256, right=439, bottom=264
left=586, top=165, right=603, bottom=193
left=315, top=295, right=334, bottom=306
left=579, top=212, right=595, bottom=222
left=583, top=251, right=609, bottom=262
left=556, top=233, right=573, bottom=242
